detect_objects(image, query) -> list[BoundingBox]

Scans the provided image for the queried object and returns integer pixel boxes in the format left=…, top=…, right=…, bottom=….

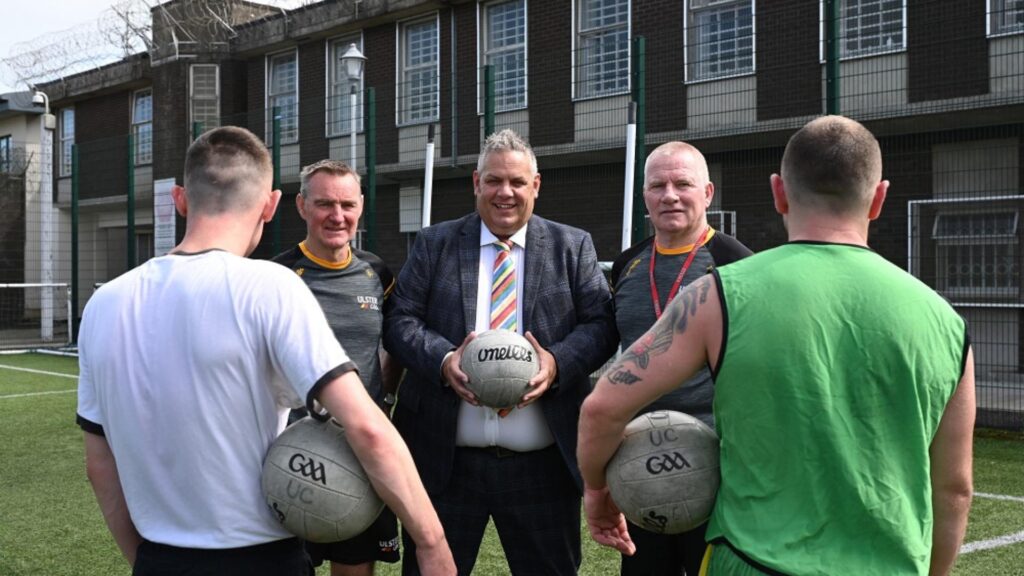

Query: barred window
left=132, top=89, right=153, bottom=165
left=841, top=0, right=904, bottom=58
left=267, top=51, right=298, bottom=143
left=687, top=0, right=754, bottom=82
left=481, top=0, right=527, bottom=112
left=59, top=109, right=74, bottom=177
left=934, top=212, right=1020, bottom=296
left=398, top=17, right=439, bottom=124
left=575, top=0, right=630, bottom=99
left=328, top=37, right=364, bottom=137
left=991, top=0, right=1024, bottom=35
left=190, top=64, right=220, bottom=134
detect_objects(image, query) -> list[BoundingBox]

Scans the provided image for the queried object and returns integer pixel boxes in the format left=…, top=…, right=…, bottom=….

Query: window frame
left=819, top=0, right=907, bottom=61
left=0, top=135, right=10, bottom=173
left=478, top=0, right=529, bottom=114
left=988, top=0, right=1024, bottom=37
left=131, top=88, right=153, bottom=166
left=396, top=15, right=441, bottom=126
left=59, top=108, right=74, bottom=177
left=684, top=0, right=756, bottom=83
left=573, top=0, right=632, bottom=100
left=266, top=49, right=299, bottom=144
left=189, top=64, right=220, bottom=134
left=327, top=34, right=366, bottom=138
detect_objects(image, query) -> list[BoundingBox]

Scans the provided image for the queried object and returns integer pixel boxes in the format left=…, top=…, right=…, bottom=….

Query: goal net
left=0, top=283, right=71, bottom=350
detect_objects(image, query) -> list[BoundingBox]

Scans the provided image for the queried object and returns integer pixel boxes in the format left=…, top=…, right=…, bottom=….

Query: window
left=0, top=136, right=10, bottom=173
left=399, top=185, right=422, bottom=232
left=934, top=212, right=1019, bottom=296
left=840, top=0, right=904, bottom=58
left=132, top=89, right=153, bottom=165
left=190, top=64, right=220, bottom=133
left=575, top=0, right=630, bottom=98
left=328, top=37, right=364, bottom=137
left=398, top=17, right=440, bottom=124
left=267, top=51, right=298, bottom=143
left=481, top=0, right=527, bottom=112
left=687, top=0, right=754, bottom=82
left=991, top=0, right=1024, bottom=35
left=59, top=109, right=74, bottom=177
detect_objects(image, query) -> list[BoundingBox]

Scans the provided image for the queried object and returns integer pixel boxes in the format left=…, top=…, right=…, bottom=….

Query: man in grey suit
left=384, top=129, right=617, bottom=575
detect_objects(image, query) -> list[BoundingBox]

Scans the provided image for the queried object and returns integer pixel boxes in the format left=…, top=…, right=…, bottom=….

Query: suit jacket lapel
left=460, top=215, right=481, bottom=335
left=522, top=217, right=545, bottom=331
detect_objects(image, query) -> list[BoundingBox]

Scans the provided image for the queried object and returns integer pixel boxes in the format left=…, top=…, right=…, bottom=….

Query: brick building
left=34, top=0, right=1024, bottom=419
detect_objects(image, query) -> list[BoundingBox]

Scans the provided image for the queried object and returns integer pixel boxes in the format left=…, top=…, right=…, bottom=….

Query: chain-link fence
left=5, top=1, right=1023, bottom=425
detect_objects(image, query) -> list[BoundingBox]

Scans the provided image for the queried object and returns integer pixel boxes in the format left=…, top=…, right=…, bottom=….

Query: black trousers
left=620, top=520, right=708, bottom=576
left=132, top=537, right=311, bottom=576
left=402, top=444, right=581, bottom=576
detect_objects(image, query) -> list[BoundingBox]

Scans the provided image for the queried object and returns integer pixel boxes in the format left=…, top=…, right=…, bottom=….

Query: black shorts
left=305, top=507, right=400, bottom=566
left=133, top=537, right=310, bottom=576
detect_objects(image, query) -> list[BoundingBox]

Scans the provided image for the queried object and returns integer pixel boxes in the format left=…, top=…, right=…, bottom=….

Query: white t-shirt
left=77, top=250, right=352, bottom=549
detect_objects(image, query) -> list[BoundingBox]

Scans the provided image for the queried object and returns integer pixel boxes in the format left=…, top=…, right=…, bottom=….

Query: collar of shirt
left=480, top=222, right=528, bottom=250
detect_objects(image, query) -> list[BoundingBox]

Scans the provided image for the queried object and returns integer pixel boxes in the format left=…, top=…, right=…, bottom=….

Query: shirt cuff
left=306, top=361, right=359, bottom=422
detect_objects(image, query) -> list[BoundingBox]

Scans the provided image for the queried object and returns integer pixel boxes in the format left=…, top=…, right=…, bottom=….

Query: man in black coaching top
left=273, top=159, right=402, bottom=576
left=610, top=141, right=751, bottom=575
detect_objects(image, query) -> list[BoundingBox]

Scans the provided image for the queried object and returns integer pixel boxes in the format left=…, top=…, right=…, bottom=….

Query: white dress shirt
left=454, top=223, right=556, bottom=451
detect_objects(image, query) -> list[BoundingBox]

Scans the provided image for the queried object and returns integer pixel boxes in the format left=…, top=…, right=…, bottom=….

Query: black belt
left=459, top=444, right=554, bottom=459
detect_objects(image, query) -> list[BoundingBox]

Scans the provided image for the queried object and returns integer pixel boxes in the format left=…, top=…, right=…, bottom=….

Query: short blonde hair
left=477, top=129, right=538, bottom=174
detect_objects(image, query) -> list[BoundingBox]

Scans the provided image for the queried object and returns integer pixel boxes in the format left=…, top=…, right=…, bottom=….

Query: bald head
left=780, top=116, right=882, bottom=215
left=644, top=142, right=710, bottom=186
left=184, top=126, right=273, bottom=215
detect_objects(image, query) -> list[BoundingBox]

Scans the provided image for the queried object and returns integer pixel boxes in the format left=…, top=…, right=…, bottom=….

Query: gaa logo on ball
left=262, top=417, right=384, bottom=543
left=607, top=410, right=720, bottom=534
left=460, top=329, right=540, bottom=409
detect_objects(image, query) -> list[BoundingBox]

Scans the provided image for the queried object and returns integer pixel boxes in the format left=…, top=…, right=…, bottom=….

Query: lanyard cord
left=649, top=227, right=710, bottom=319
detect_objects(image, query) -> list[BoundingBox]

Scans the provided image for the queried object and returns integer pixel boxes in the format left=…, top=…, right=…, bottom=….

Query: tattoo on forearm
left=607, top=368, right=642, bottom=386
left=617, top=275, right=714, bottom=374
left=620, top=325, right=674, bottom=369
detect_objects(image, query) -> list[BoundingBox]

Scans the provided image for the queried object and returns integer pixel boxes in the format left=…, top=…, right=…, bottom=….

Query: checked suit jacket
left=383, top=213, right=618, bottom=495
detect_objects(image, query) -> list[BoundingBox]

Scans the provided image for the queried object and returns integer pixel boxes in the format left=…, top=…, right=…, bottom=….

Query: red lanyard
left=649, top=227, right=710, bottom=319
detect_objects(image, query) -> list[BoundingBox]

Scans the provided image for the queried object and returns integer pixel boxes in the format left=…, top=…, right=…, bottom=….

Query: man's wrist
left=440, top=350, right=455, bottom=386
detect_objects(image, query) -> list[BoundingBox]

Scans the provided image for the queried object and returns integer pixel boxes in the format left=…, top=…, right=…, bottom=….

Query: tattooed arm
left=577, top=275, right=722, bottom=554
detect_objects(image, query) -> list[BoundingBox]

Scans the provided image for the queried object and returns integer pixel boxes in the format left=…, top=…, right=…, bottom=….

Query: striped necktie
left=490, top=240, right=517, bottom=331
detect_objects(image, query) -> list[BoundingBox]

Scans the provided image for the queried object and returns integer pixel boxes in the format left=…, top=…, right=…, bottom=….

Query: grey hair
left=299, top=159, right=361, bottom=196
left=476, top=129, right=538, bottom=173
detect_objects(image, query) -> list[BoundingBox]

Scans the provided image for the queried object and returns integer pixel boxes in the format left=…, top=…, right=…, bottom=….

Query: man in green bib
left=578, top=116, right=975, bottom=576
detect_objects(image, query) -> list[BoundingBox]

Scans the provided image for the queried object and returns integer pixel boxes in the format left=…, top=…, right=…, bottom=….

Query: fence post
left=484, top=64, right=495, bottom=138
left=365, top=87, right=377, bottom=252
left=127, top=134, right=136, bottom=269
left=71, top=144, right=80, bottom=342
left=271, top=107, right=281, bottom=256
left=825, top=0, right=840, bottom=115
left=630, top=35, right=647, bottom=245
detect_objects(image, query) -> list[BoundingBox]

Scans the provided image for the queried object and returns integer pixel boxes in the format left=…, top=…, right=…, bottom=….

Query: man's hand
left=442, top=332, right=480, bottom=405
left=518, top=331, right=557, bottom=409
left=584, top=485, right=635, bottom=555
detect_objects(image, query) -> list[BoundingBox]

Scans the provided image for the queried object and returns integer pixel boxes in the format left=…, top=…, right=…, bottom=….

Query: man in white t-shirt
left=76, top=126, right=455, bottom=576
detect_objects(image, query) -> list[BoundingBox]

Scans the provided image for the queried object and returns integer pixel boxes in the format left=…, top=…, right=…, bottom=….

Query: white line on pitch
left=976, top=492, right=1024, bottom=504
left=0, top=363, right=78, bottom=379
left=961, top=530, right=1024, bottom=555
left=0, top=389, right=76, bottom=399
